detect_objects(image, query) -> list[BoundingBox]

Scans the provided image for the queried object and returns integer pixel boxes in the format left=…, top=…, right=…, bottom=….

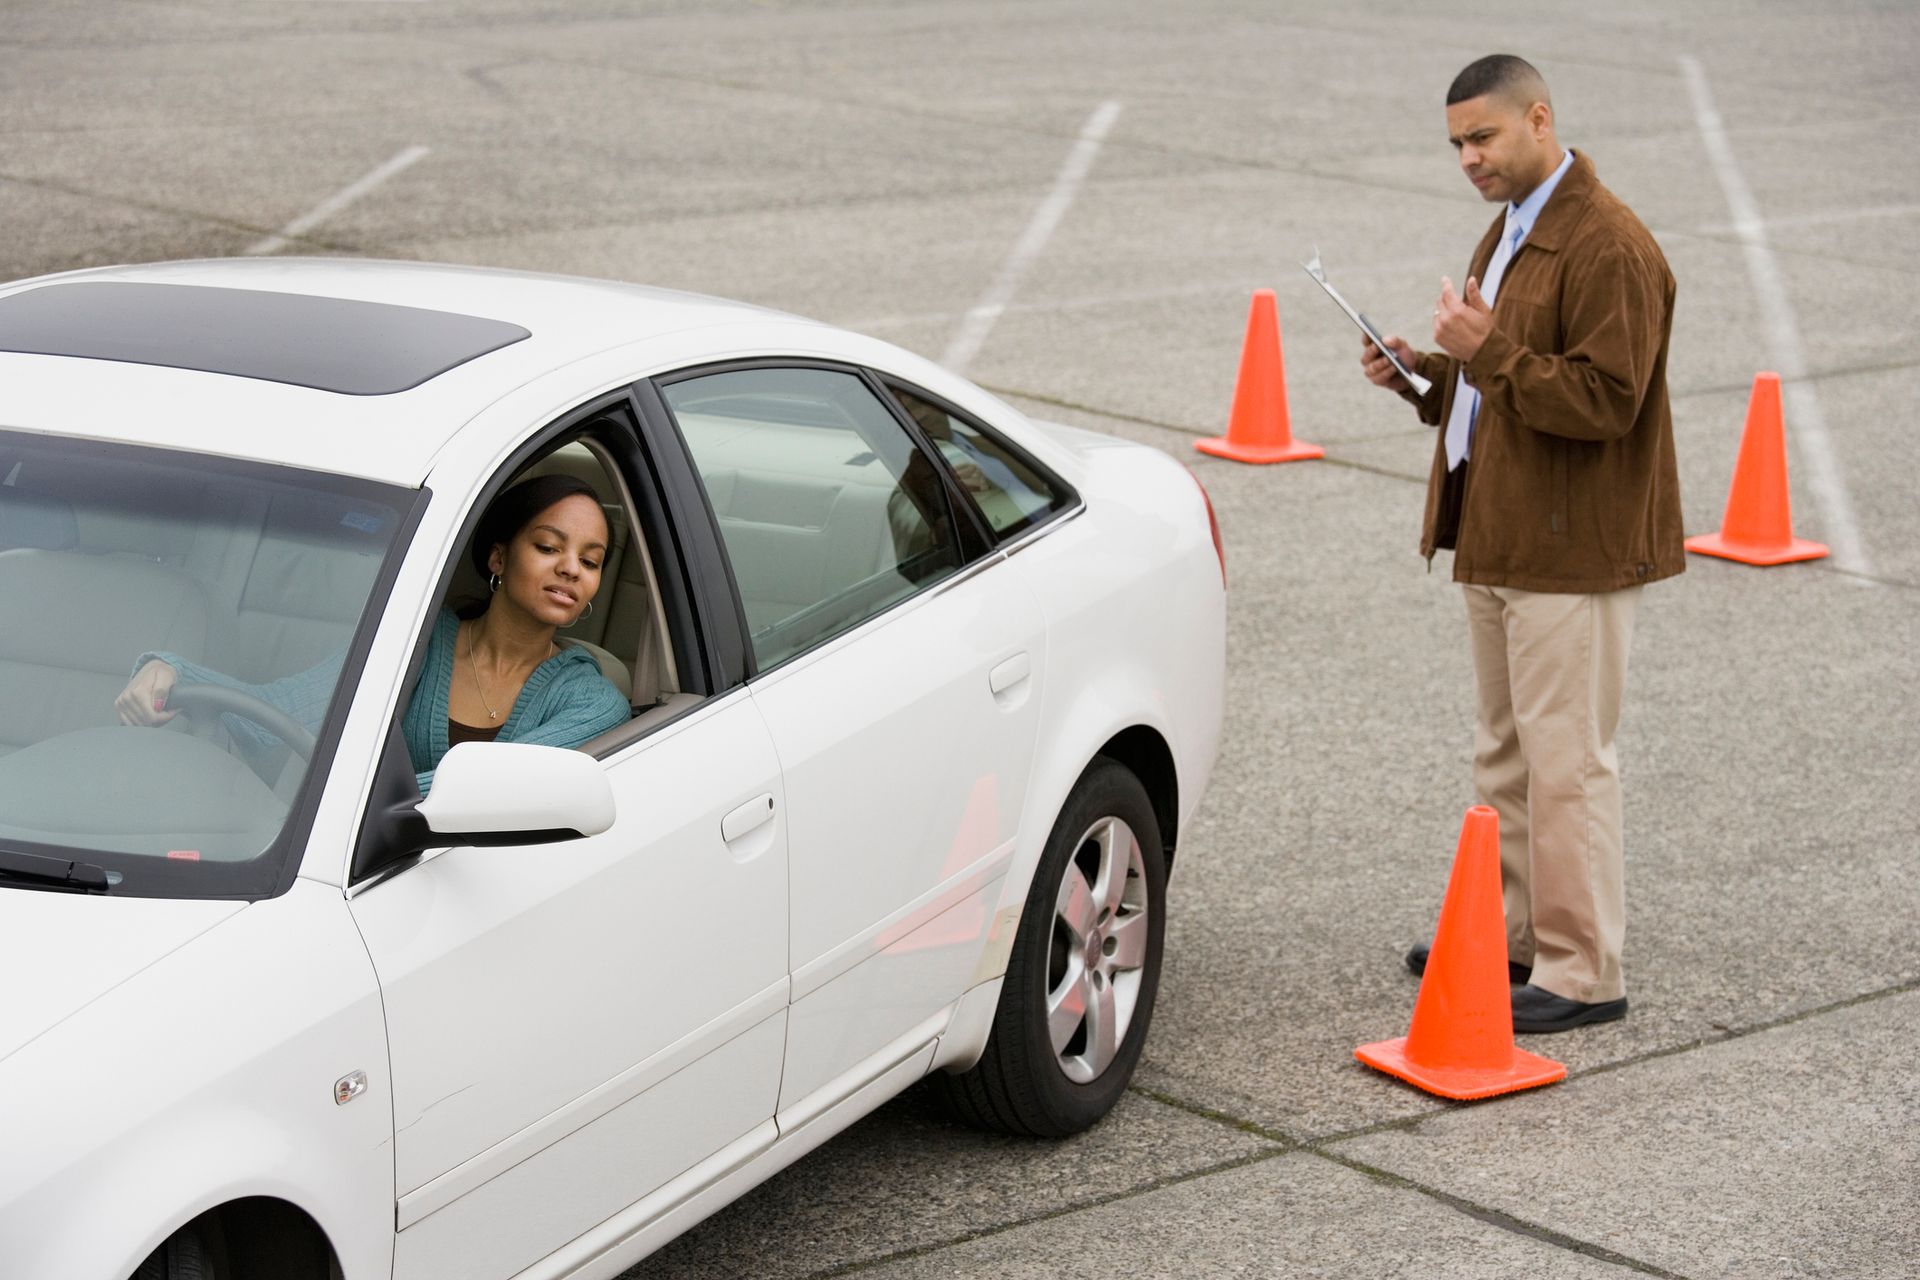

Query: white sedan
left=0, top=259, right=1225, bottom=1280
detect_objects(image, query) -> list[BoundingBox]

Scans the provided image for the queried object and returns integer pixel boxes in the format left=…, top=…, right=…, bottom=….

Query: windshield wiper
left=0, top=848, right=112, bottom=893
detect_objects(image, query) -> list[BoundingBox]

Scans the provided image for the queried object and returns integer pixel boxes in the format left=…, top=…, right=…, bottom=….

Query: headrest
left=0, top=490, right=78, bottom=550
left=556, top=635, right=633, bottom=701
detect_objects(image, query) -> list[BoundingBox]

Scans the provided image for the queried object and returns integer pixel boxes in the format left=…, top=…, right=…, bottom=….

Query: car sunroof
left=0, top=281, right=532, bottom=395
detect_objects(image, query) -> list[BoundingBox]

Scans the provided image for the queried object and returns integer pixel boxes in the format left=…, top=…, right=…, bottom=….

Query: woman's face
left=486, top=493, right=609, bottom=629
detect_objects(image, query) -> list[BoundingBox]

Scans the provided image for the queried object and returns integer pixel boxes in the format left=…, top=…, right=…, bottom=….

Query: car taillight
left=1187, top=466, right=1226, bottom=588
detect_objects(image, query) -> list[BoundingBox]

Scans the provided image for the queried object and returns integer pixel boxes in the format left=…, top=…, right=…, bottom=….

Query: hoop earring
left=488, top=573, right=500, bottom=593
left=582, top=600, right=593, bottom=618
left=560, top=599, right=592, bottom=631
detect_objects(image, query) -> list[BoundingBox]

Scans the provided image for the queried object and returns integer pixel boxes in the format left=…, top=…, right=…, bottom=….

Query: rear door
left=652, top=363, right=1046, bottom=1113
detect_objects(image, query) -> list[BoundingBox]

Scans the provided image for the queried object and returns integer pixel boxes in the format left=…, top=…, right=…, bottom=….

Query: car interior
left=0, top=427, right=699, bottom=868
left=0, top=449, right=385, bottom=763
left=449, top=433, right=702, bottom=750
left=663, top=376, right=968, bottom=671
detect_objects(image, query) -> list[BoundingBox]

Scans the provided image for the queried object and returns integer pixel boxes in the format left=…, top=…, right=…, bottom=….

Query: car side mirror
left=418, top=742, right=616, bottom=844
left=353, top=727, right=617, bottom=886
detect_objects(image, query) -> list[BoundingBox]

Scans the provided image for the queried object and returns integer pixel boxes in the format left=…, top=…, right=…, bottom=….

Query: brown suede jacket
left=1401, top=150, right=1685, bottom=593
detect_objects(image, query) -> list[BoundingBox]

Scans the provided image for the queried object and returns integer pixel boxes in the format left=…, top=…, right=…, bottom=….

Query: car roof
left=0, top=258, right=832, bottom=486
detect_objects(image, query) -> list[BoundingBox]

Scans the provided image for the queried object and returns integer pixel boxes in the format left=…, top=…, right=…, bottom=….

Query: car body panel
left=0, top=879, right=393, bottom=1280
left=753, top=550, right=1047, bottom=1112
left=351, top=686, right=790, bottom=1279
left=0, top=892, right=244, bottom=1063
left=970, top=438, right=1226, bottom=994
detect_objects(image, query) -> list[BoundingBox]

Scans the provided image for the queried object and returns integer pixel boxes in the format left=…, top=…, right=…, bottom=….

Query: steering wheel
left=167, top=684, right=318, bottom=761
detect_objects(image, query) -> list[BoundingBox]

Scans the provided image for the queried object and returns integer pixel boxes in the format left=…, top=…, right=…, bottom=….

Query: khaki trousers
left=1463, top=583, right=1641, bottom=1003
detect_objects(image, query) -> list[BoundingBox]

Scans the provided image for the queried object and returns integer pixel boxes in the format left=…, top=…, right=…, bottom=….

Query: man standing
left=1361, top=54, right=1684, bottom=1032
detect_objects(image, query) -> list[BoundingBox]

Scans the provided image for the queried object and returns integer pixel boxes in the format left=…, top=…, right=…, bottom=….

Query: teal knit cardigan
left=148, top=609, right=631, bottom=791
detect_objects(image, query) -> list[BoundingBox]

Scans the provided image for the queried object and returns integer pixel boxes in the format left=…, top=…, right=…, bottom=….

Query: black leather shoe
left=1405, top=943, right=1530, bottom=986
left=1510, top=983, right=1628, bottom=1033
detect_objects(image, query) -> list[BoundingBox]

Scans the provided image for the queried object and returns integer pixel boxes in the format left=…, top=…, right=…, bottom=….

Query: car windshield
left=0, top=431, right=414, bottom=899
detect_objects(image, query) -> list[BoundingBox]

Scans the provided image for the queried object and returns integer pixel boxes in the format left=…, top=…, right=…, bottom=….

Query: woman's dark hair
left=467, top=473, right=605, bottom=578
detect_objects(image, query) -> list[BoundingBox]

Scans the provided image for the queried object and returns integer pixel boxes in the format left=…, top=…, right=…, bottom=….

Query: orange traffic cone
left=1355, top=806, right=1566, bottom=1100
left=1195, top=289, right=1324, bottom=464
left=1686, top=372, right=1828, bottom=565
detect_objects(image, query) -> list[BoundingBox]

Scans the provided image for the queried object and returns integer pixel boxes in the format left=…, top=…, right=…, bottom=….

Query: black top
left=0, top=281, right=531, bottom=395
left=447, top=718, right=503, bottom=747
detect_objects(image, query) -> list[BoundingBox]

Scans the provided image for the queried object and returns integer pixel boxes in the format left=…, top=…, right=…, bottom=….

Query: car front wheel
left=132, top=1218, right=219, bottom=1280
left=935, top=757, right=1166, bottom=1137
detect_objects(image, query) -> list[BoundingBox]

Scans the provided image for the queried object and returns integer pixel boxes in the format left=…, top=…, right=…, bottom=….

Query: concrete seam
left=988, top=386, right=1209, bottom=438
left=1672, top=356, right=1920, bottom=403
left=989, top=385, right=1432, bottom=457
left=1799, top=565, right=1918, bottom=591
left=1124, top=1084, right=1297, bottom=1145
left=1314, top=456, right=1428, bottom=486
left=1106, top=981, right=1920, bottom=1278
left=1307, top=1147, right=1694, bottom=1279
left=1129, top=1088, right=1677, bottom=1276
left=1565, top=975, right=1920, bottom=1082
left=1296, top=977, right=1920, bottom=1149
left=795, top=1146, right=1292, bottom=1278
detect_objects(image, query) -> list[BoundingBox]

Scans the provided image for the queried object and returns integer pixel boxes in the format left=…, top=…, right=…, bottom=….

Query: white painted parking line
left=942, top=100, right=1123, bottom=375
left=1679, top=56, right=1872, bottom=579
left=245, top=144, right=430, bottom=256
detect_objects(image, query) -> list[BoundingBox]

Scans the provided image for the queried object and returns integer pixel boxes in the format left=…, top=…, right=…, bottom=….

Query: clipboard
left=1302, top=248, right=1432, bottom=396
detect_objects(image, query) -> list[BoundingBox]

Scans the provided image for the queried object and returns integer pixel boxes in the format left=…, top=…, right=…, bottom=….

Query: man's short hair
left=1446, top=54, right=1551, bottom=110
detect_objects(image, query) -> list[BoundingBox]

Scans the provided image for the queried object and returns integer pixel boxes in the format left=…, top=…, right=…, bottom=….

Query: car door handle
left=989, top=653, right=1031, bottom=695
left=721, top=794, right=776, bottom=844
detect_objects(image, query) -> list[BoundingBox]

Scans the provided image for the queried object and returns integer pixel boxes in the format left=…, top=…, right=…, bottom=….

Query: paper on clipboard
left=1302, top=249, right=1432, bottom=396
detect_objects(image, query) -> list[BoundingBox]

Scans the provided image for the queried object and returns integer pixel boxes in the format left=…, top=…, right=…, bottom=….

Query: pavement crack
left=464, top=60, right=525, bottom=104
left=0, top=169, right=359, bottom=252
left=795, top=1147, right=1291, bottom=1278
left=1308, top=1147, right=1694, bottom=1279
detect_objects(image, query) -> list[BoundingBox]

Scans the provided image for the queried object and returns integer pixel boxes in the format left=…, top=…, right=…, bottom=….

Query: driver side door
left=349, top=416, right=790, bottom=1280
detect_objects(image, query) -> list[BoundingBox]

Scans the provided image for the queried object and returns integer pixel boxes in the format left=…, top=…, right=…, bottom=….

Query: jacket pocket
left=1494, top=296, right=1556, bottom=352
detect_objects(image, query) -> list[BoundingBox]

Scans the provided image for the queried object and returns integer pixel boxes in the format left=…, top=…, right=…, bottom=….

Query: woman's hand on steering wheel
left=116, top=660, right=180, bottom=727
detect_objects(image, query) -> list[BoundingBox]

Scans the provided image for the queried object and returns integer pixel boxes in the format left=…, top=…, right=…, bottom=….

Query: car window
left=0, top=432, right=412, bottom=898
left=886, top=384, right=1070, bottom=541
left=660, top=367, right=962, bottom=671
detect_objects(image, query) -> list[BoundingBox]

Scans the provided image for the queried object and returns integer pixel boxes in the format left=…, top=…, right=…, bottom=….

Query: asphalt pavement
left=5, top=3, right=1916, bottom=1276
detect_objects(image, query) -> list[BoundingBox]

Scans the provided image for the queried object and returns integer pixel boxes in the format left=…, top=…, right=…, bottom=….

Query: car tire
left=132, top=1219, right=219, bottom=1280
left=934, top=757, right=1166, bottom=1138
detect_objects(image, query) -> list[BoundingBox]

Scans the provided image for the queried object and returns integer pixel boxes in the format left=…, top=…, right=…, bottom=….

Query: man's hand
left=116, top=659, right=179, bottom=727
left=1432, top=275, right=1494, bottom=362
left=1360, top=332, right=1419, bottom=394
